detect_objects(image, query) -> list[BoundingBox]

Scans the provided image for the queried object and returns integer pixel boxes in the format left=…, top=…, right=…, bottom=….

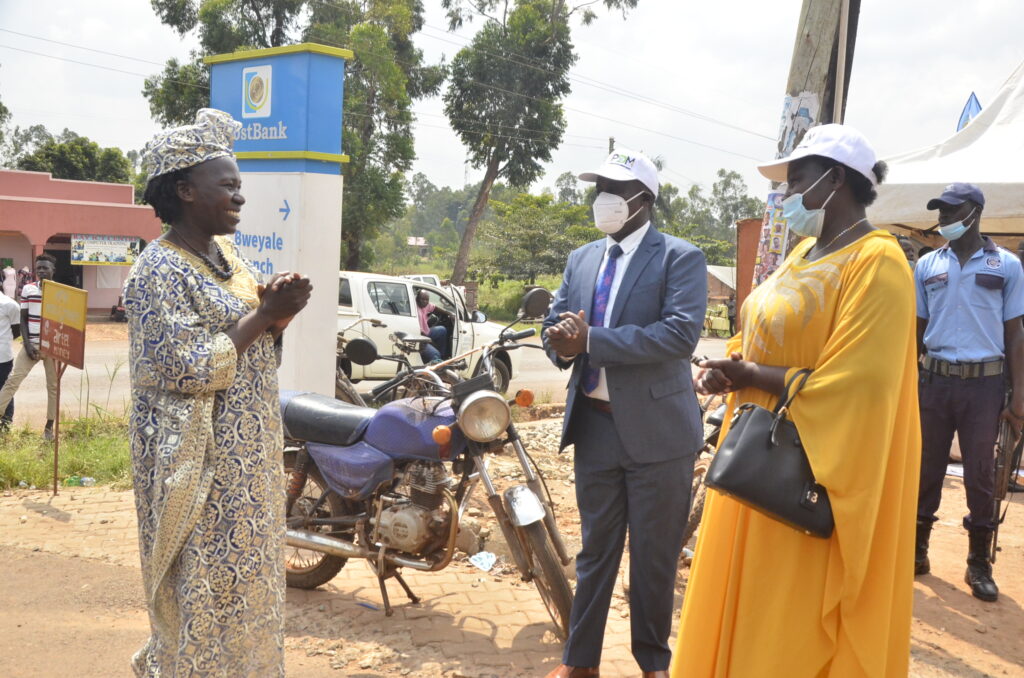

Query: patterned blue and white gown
left=124, top=236, right=285, bottom=677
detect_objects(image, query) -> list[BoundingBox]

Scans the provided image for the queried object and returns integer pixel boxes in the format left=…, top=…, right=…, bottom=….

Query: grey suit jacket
left=543, top=226, right=707, bottom=463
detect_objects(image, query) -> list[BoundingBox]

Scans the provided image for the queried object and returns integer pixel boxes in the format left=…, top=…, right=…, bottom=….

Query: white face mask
left=592, top=191, right=646, bottom=234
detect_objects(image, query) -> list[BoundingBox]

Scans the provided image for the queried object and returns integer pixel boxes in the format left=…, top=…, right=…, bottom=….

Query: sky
left=1, top=0, right=1023, bottom=199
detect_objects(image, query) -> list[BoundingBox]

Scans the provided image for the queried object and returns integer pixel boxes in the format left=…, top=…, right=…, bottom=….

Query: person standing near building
left=1, top=263, right=16, bottom=298
left=543, top=148, right=707, bottom=678
left=0, top=253, right=58, bottom=440
left=914, top=183, right=1024, bottom=602
left=0, top=290, right=20, bottom=428
left=726, top=293, right=736, bottom=335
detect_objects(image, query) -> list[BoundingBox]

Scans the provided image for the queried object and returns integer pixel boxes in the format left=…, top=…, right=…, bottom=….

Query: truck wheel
left=490, top=356, right=511, bottom=394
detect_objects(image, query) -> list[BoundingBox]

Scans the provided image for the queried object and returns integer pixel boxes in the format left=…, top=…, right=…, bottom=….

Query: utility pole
left=748, top=0, right=860, bottom=290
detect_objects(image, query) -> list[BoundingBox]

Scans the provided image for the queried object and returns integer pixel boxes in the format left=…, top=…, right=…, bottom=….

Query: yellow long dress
left=672, top=231, right=920, bottom=678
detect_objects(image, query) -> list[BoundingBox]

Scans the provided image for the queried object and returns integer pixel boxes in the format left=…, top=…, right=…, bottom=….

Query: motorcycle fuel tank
left=363, top=398, right=467, bottom=461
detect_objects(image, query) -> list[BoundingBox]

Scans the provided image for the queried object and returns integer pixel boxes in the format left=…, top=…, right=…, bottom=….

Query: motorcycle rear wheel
left=284, top=450, right=350, bottom=589
left=521, top=521, right=573, bottom=639
left=682, top=457, right=712, bottom=548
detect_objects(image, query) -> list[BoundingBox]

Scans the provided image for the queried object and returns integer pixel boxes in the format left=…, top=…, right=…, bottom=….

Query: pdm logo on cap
left=242, top=65, right=272, bottom=118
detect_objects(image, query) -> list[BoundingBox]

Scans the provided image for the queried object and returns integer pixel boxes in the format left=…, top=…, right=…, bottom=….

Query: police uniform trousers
left=918, top=370, right=1002, bottom=530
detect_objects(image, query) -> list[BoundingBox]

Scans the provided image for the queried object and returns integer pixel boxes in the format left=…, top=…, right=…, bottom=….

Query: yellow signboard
left=40, top=280, right=87, bottom=369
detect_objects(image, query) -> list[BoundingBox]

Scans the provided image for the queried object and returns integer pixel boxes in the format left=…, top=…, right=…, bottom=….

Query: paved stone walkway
left=0, top=487, right=675, bottom=677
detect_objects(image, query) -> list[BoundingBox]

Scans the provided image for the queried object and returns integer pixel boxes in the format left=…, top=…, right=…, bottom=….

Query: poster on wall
left=70, top=234, right=141, bottom=266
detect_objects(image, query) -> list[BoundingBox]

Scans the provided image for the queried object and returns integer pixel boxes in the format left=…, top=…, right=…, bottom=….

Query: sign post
left=204, top=43, right=351, bottom=396
left=38, top=280, right=87, bottom=495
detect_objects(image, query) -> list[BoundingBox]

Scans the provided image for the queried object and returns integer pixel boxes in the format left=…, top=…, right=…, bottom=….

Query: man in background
left=0, top=254, right=58, bottom=440
left=0, top=290, right=20, bottom=429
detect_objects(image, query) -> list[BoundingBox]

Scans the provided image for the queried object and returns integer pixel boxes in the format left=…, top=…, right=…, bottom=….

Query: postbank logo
left=243, top=65, right=272, bottom=118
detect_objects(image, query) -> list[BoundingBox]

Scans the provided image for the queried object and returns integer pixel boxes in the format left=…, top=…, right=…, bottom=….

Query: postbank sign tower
left=205, top=43, right=350, bottom=396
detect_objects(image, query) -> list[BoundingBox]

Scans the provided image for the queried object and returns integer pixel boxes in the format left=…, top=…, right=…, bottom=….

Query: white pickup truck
left=337, top=271, right=521, bottom=392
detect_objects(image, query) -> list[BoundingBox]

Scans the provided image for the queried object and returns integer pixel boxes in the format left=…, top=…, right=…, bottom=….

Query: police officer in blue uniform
left=914, top=183, right=1024, bottom=602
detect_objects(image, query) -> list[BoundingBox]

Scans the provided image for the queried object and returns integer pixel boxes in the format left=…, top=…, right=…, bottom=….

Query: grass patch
left=0, top=413, right=131, bottom=490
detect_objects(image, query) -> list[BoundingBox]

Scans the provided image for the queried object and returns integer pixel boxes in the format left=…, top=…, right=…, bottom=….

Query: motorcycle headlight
left=457, top=390, right=511, bottom=442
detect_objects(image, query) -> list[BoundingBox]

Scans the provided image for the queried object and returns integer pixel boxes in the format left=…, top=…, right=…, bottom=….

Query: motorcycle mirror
left=520, top=287, right=553, bottom=320
left=345, top=337, right=379, bottom=366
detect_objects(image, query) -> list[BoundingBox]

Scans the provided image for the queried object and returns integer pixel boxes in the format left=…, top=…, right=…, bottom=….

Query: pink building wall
left=0, top=170, right=162, bottom=311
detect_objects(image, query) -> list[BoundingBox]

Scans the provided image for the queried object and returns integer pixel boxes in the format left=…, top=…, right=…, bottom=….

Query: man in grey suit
left=543, top=149, right=707, bottom=678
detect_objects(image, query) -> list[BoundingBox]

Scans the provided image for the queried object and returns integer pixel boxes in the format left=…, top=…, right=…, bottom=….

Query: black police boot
left=964, top=528, right=999, bottom=602
left=914, top=520, right=931, bottom=576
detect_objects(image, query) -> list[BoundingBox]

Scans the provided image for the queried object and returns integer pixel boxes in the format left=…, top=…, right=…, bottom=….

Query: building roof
left=707, top=265, right=736, bottom=290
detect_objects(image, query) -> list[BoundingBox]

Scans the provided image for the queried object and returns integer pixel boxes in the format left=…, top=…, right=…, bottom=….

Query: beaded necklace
left=170, top=230, right=233, bottom=280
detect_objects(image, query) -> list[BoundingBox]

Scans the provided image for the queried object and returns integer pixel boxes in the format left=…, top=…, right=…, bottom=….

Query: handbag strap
left=768, top=368, right=813, bottom=446
left=773, top=368, right=813, bottom=416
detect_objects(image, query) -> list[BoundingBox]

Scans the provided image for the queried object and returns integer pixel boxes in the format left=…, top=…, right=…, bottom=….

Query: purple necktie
left=582, top=244, right=623, bottom=395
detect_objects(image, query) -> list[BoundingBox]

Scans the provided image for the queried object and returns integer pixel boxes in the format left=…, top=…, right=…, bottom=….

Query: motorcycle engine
left=376, top=461, right=451, bottom=554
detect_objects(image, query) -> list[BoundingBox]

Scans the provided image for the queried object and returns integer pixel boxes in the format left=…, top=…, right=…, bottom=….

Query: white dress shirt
left=586, top=222, right=650, bottom=401
left=0, top=293, right=20, bottom=363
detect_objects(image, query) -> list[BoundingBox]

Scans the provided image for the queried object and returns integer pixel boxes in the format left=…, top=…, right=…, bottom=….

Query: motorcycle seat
left=280, top=391, right=376, bottom=446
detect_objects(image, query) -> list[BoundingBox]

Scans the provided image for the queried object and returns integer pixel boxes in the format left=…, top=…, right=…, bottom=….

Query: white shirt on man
left=0, top=293, right=20, bottom=363
left=587, top=222, right=650, bottom=401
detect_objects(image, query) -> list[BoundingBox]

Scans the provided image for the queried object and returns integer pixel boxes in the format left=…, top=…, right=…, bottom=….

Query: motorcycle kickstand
left=373, top=548, right=421, bottom=616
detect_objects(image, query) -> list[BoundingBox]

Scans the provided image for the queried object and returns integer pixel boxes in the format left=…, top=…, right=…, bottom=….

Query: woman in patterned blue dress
left=127, top=109, right=311, bottom=677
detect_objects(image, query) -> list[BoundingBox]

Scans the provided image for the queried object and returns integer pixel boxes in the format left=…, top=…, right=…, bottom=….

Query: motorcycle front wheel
left=521, top=521, right=573, bottom=639
left=284, top=450, right=351, bottom=589
left=335, top=366, right=367, bottom=406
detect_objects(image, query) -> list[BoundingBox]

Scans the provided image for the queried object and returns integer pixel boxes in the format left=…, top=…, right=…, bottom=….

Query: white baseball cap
left=579, top=148, right=659, bottom=198
left=757, top=123, right=879, bottom=186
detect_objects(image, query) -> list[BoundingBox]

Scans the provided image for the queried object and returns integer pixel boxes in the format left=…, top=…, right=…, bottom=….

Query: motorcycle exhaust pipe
left=285, top=529, right=438, bottom=572
left=286, top=529, right=369, bottom=561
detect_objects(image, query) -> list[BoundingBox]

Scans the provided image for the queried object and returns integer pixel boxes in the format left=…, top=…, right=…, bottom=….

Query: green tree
left=0, top=94, right=10, bottom=148
left=480, top=192, right=592, bottom=284
left=442, top=0, right=575, bottom=285
left=442, top=0, right=640, bottom=284
left=554, top=170, right=582, bottom=205
left=16, top=130, right=132, bottom=183
left=143, top=0, right=443, bottom=270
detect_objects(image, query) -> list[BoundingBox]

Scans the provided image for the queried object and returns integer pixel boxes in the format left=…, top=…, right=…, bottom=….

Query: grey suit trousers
left=563, top=401, right=693, bottom=671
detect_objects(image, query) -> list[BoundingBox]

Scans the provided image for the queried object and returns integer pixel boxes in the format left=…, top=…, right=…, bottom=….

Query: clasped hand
left=257, top=271, right=312, bottom=331
left=544, top=310, right=589, bottom=357
left=694, top=352, right=757, bottom=395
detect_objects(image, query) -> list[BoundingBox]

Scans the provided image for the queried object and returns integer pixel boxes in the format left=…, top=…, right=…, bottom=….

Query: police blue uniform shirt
left=915, top=237, right=1024, bottom=363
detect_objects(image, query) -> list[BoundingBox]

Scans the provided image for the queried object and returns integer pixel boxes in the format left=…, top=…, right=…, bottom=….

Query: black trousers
left=918, top=371, right=1002, bottom=530
left=562, top=402, right=692, bottom=671
left=0, top=358, right=13, bottom=421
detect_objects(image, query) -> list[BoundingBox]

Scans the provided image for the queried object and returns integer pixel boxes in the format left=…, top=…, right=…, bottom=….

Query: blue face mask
left=938, top=207, right=977, bottom=241
left=780, top=169, right=837, bottom=238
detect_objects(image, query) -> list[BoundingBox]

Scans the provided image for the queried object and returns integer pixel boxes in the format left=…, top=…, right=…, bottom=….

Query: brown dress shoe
left=543, top=665, right=599, bottom=678
left=641, top=672, right=669, bottom=678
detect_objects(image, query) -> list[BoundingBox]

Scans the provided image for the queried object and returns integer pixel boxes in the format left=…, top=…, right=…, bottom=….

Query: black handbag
left=704, top=368, right=834, bottom=538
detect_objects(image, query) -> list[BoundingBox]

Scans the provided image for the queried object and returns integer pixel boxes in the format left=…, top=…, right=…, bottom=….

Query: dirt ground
left=1, top=417, right=1022, bottom=677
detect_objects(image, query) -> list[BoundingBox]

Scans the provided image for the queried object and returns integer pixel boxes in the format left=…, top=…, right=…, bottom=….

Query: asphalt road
left=3, top=328, right=730, bottom=429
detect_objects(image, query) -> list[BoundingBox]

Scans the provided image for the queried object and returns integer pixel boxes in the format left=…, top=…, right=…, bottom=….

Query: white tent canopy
left=869, top=59, right=1024, bottom=240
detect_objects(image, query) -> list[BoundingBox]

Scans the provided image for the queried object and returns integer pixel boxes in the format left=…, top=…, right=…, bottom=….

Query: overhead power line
left=3, top=25, right=764, bottom=162
left=418, top=24, right=775, bottom=142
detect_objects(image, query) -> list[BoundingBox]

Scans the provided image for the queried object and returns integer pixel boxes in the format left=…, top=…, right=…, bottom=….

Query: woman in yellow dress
left=673, top=125, right=920, bottom=678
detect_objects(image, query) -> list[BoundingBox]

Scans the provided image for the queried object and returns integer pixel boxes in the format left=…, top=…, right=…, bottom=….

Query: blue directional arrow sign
left=279, top=199, right=291, bottom=221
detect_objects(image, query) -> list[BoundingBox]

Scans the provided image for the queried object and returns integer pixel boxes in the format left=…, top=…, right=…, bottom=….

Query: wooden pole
left=749, top=0, right=862, bottom=289
left=52, top=361, right=67, bottom=496
left=834, top=0, right=851, bottom=123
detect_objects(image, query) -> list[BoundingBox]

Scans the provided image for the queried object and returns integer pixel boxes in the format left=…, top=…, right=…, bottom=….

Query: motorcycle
left=682, top=393, right=726, bottom=547
left=281, top=288, right=575, bottom=637
left=335, top=316, right=386, bottom=406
